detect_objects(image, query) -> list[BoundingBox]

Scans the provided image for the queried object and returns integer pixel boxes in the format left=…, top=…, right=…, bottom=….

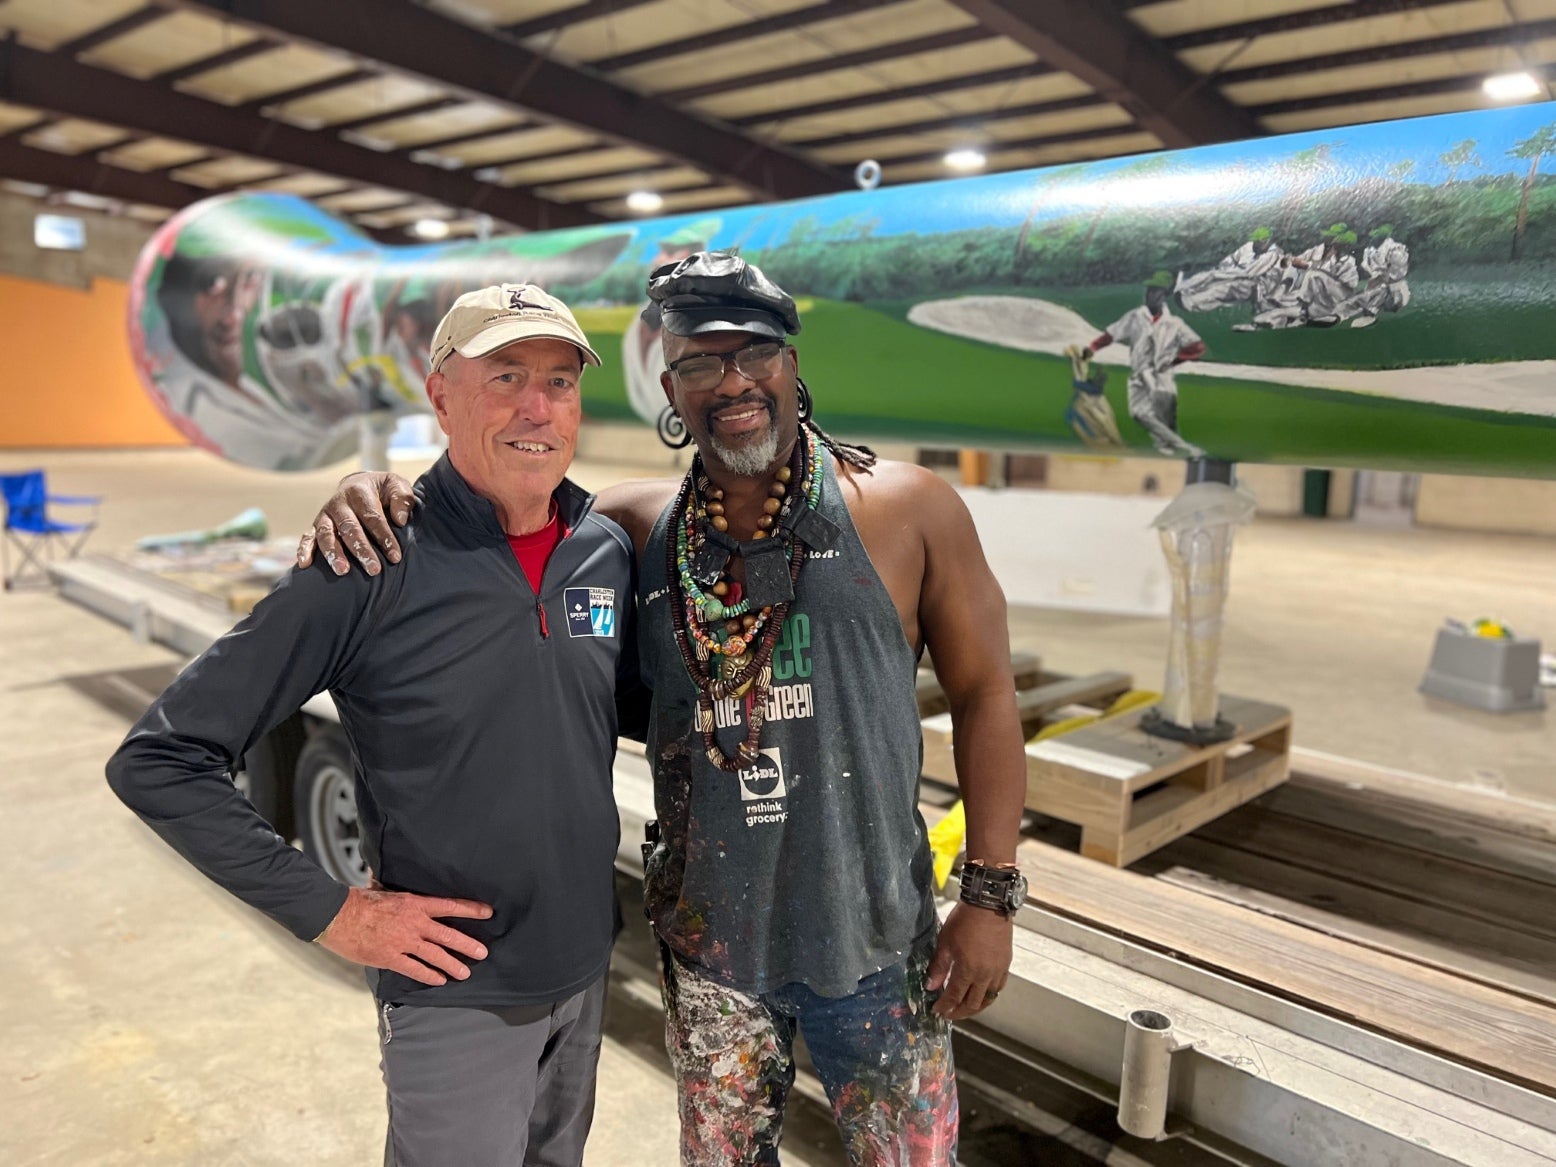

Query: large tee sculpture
left=128, top=103, right=1556, bottom=478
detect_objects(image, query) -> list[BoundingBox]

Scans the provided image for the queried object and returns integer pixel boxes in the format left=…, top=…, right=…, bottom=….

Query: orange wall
left=0, top=274, right=188, bottom=449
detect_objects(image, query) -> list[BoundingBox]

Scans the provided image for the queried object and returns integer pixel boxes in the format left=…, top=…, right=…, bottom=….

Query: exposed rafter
left=240, top=67, right=377, bottom=115
left=878, top=123, right=1147, bottom=172
left=728, top=62, right=1054, bottom=127
left=0, top=39, right=600, bottom=229
left=58, top=7, right=167, bottom=56
left=660, top=27, right=994, bottom=104
left=0, top=137, right=207, bottom=208
left=501, top=0, right=661, bottom=40
left=1160, top=0, right=1469, bottom=52
left=588, top=0, right=900, bottom=72
left=154, top=37, right=278, bottom=85
left=1218, top=19, right=1556, bottom=86
left=330, top=96, right=464, bottom=135
left=1250, top=72, right=1486, bottom=118
left=160, top=0, right=846, bottom=201
left=791, top=93, right=1114, bottom=151
left=945, top=0, right=1261, bottom=147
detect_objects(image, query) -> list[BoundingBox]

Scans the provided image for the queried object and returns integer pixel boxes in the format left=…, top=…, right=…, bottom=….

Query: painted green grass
left=581, top=297, right=1556, bottom=476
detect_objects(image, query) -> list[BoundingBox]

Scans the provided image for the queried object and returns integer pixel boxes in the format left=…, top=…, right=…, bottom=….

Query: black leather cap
left=644, top=250, right=801, bottom=338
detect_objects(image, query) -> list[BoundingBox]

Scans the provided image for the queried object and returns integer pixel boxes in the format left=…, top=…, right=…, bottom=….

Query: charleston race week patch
left=565, top=586, right=616, bottom=638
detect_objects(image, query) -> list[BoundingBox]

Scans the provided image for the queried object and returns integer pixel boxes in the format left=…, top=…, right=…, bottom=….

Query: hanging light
left=1483, top=72, right=1541, bottom=101
left=626, top=190, right=664, bottom=213
left=410, top=218, right=451, bottom=240
left=944, top=148, right=987, bottom=173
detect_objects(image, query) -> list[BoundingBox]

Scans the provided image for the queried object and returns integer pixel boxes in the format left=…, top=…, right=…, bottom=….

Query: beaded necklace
left=667, top=429, right=823, bottom=771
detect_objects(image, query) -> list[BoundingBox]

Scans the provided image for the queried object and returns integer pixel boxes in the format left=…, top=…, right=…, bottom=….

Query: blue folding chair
left=1, top=469, right=101, bottom=590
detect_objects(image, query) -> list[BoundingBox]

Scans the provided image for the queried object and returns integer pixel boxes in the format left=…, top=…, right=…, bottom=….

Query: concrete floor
left=3, top=446, right=1554, bottom=1164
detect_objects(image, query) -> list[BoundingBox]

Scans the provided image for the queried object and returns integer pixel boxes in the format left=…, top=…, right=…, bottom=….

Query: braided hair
left=804, top=420, right=877, bottom=473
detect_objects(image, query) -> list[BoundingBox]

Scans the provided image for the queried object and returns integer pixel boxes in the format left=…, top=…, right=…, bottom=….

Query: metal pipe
left=1118, top=1008, right=1175, bottom=1139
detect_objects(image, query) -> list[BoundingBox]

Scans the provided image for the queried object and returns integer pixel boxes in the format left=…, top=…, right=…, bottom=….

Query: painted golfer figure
left=1084, top=271, right=1206, bottom=458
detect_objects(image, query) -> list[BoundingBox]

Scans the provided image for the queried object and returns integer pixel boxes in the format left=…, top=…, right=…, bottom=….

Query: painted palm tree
left=1438, top=139, right=1481, bottom=184
left=1013, top=163, right=1089, bottom=259
left=1078, top=154, right=1172, bottom=258
left=1508, top=122, right=1556, bottom=261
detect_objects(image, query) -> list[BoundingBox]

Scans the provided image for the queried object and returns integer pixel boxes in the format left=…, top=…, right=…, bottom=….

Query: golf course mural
left=128, top=102, right=1556, bottom=476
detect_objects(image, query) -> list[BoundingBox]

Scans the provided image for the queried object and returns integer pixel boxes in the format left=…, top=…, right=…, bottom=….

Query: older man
left=304, top=253, right=1029, bottom=1165
left=108, top=284, right=644, bottom=1167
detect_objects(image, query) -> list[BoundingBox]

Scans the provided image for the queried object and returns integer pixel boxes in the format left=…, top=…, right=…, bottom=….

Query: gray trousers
left=377, top=974, right=606, bottom=1167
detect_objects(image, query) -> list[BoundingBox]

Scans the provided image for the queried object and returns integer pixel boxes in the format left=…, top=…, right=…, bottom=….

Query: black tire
left=293, top=727, right=370, bottom=888
left=235, top=715, right=304, bottom=840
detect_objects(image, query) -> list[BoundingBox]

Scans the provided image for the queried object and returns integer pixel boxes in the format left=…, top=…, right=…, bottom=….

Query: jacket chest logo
left=565, top=586, right=616, bottom=637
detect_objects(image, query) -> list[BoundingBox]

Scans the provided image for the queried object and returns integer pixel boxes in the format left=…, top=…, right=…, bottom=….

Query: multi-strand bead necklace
left=667, top=429, right=823, bottom=771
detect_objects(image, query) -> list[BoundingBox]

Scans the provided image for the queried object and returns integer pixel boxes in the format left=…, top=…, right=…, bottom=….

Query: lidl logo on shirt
left=565, top=586, right=616, bottom=638
left=740, top=748, right=789, bottom=828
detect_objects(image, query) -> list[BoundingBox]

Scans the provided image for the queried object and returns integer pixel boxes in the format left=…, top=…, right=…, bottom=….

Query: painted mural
left=128, top=103, right=1556, bottom=476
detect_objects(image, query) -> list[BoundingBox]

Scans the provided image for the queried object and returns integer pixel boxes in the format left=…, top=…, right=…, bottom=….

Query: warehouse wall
left=1416, top=475, right=1556, bottom=537
left=0, top=192, right=185, bottom=451
left=0, top=273, right=186, bottom=450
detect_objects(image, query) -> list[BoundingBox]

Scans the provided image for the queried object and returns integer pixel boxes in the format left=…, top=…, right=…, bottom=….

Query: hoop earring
left=796, top=377, right=813, bottom=424
left=657, top=405, right=692, bottom=449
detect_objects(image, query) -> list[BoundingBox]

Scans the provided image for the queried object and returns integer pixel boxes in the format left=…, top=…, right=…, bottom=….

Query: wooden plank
left=1292, top=747, right=1556, bottom=845
left=1014, top=670, right=1132, bottom=733
left=1015, top=838, right=1556, bottom=1096
left=916, top=650, right=1043, bottom=717
left=1154, top=837, right=1556, bottom=1007
left=1262, top=781, right=1556, bottom=889
left=1198, top=805, right=1556, bottom=941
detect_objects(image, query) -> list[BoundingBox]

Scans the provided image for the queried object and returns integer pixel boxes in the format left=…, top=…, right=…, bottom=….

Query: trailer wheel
left=294, top=728, right=370, bottom=888
left=235, top=716, right=304, bottom=840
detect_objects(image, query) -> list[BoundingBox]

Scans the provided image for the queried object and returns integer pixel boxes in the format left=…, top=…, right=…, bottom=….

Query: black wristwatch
left=959, top=861, right=1028, bottom=918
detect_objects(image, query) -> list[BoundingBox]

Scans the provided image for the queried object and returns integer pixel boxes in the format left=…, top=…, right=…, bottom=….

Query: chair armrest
left=47, top=494, right=102, bottom=506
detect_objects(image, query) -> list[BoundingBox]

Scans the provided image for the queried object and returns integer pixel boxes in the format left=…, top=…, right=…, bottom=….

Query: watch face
left=1008, top=873, right=1029, bottom=910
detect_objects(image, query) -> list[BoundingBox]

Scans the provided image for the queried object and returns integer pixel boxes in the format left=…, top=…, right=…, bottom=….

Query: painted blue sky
left=619, top=100, right=1556, bottom=257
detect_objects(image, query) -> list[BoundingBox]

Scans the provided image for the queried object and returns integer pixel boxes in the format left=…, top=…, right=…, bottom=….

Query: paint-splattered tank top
left=640, top=453, right=937, bottom=998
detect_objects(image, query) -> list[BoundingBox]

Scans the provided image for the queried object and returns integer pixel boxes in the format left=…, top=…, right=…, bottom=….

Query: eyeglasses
left=667, top=341, right=786, bottom=393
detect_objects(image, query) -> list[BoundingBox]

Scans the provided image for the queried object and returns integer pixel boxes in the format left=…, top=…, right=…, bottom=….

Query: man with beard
left=300, top=252, right=1030, bottom=1165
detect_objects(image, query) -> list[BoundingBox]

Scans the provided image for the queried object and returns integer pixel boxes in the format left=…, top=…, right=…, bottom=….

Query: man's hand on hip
left=926, top=903, right=1013, bottom=1021
left=318, top=886, right=493, bottom=986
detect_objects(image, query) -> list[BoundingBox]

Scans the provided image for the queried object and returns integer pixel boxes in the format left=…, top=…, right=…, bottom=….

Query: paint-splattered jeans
left=661, top=946, right=957, bottom=1166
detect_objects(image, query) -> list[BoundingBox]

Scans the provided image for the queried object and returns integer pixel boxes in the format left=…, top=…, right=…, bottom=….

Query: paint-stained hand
left=926, top=903, right=1012, bottom=1020
left=296, top=472, right=417, bottom=577
left=317, top=886, right=492, bottom=986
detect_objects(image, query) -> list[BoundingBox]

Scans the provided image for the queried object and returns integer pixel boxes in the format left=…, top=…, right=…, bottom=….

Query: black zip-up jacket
left=107, top=454, right=647, bottom=1007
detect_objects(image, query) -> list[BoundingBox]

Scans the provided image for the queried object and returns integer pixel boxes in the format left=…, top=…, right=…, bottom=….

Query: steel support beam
left=946, top=0, right=1261, bottom=147
left=161, top=0, right=846, bottom=201
left=0, top=40, right=599, bottom=229
left=729, top=62, right=1055, bottom=127
left=0, top=138, right=208, bottom=208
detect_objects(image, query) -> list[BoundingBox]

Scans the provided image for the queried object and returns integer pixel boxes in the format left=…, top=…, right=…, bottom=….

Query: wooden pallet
left=920, top=666, right=1133, bottom=792
left=1024, top=695, right=1292, bottom=866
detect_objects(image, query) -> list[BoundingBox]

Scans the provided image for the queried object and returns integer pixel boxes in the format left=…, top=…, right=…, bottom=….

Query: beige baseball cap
left=429, top=283, right=602, bottom=373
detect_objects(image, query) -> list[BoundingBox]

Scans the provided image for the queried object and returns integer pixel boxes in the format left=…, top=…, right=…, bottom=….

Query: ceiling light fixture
left=626, top=189, right=664, bottom=214
left=944, top=148, right=987, bottom=173
left=410, top=217, right=451, bottom=240
left=1483, top=71, right=1541, bottom=101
